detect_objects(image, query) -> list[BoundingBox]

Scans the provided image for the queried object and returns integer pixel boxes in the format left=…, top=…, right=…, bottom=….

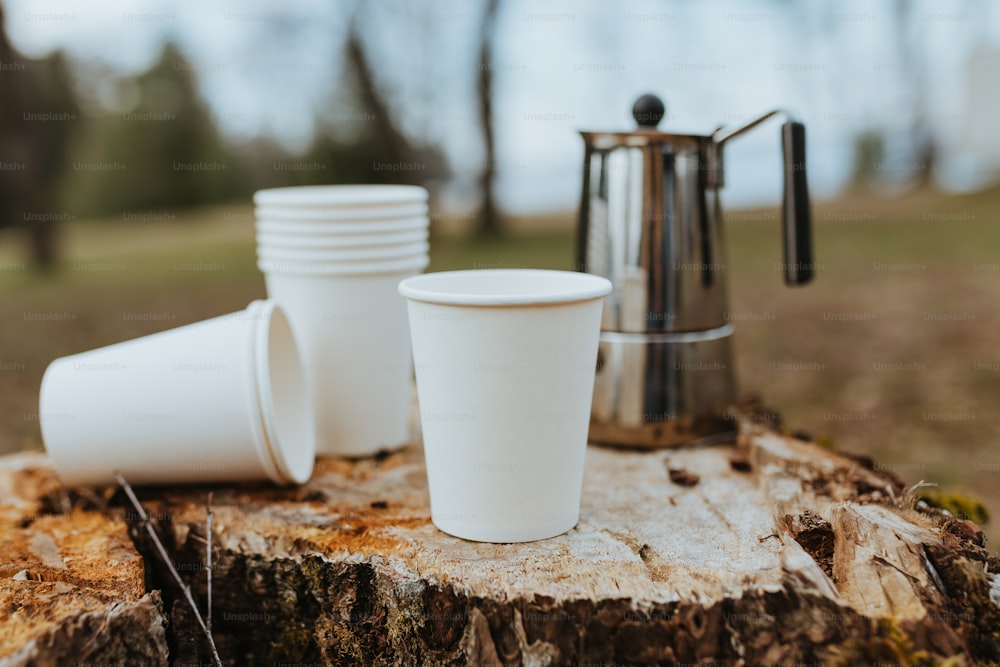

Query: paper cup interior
left=250, top=300, right=314, bottom=484
left=254, top=185, right=428, bottom=208
left=398, top=269, right=613, bottom=306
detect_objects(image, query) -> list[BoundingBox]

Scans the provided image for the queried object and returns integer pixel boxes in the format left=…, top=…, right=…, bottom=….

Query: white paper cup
left=263, top=269, right=422, bottom=457
left=253, top=185, right=428, bottom=209
left=399, top=269, right=612, bottom=543
left=257, top=241, right=429, bottom=263
left=39, top=300, right=314, bottom=487
left=254, top=205, right=428, bottom=223
left=258, top=255, right=429, bottom=276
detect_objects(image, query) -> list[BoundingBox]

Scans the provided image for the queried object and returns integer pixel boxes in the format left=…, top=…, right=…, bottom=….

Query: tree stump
left=0, top=454, right=168, bottom=665
left=1, top=418, right=999, bottom=666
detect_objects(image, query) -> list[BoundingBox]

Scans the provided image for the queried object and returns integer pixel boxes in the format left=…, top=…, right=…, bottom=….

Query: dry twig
left=206, top=491, right=214, bottom=635
left=115, top=472, right=224, bottom=667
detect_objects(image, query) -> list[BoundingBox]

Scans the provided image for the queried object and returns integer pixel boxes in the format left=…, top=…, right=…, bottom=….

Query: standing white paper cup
left=39, top=300, right=314, bottom=487
left=264, top=266, right=424, bottom=457
left=399, top=269, right=612, bottom=543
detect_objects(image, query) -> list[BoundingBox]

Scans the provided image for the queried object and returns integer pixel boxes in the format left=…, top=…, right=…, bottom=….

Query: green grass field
left=3, top=189, right=1000, bottom=541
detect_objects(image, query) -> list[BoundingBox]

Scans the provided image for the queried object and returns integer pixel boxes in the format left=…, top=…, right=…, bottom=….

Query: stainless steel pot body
left=578, top=133, right=735, bottom=446
left=577, top=98, right=813, bottom=447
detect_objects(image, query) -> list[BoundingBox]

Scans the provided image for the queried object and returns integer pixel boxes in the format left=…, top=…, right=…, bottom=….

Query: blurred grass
left=3, top=189, right=1000, bottom=543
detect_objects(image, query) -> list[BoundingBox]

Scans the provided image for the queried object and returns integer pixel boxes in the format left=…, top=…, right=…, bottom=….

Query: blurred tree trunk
left=0, top=4, right=55, bottom=270
left=306, top=15, right=448, bottom=190
left=892, top=0, right=936, bottom=188
left=476, top=0, right=500, bottom=237
left=344, top=22, right=408, bottom=172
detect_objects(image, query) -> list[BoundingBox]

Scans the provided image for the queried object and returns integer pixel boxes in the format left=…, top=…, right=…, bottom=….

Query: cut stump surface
left=1, top=420, right=998, bottom=665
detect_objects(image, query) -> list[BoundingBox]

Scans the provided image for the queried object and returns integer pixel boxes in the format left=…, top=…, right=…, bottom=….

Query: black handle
left=781, top=121, right=813, bottom=285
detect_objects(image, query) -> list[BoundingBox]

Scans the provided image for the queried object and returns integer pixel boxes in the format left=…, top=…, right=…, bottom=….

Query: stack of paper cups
left=254, top=185, right=429, bottom=457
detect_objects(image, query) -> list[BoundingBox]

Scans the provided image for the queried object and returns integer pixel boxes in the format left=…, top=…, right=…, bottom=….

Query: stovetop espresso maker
left=577, top=94, right=814, bottom=447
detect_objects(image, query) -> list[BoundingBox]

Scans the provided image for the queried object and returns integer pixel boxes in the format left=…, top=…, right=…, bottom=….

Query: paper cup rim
left=254, top=206, right=428, bottom=222
left=257, top=242, right=428, bottom=261
left=256, top=215, right=427, bottom=228
left=256, top=219, right=428, bottom=235
left=255, top=230, right=427, bottom=248
left=253, top=185, right=428, bottom=208
left=398, top=269, right=613, bottom=307
left=258, top=255, right=429, bottom=276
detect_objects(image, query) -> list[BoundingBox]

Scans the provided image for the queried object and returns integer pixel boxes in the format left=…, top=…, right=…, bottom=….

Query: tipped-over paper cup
left=264, top=268, right=422, bottom=457
left=399, top=269, right=612, bottom=543
left=253, top=185, right=427, bottom=209
left=39, top=300, right=314, bottom=487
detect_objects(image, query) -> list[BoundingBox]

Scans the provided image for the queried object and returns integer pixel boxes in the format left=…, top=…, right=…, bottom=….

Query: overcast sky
left=3, top=0, right=998, bottom=212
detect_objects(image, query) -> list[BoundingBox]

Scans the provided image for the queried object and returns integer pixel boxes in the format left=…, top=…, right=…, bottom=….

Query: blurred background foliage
left=0, top=5, right=452, bottom=265
left=3, top=0, right=995, bottom=267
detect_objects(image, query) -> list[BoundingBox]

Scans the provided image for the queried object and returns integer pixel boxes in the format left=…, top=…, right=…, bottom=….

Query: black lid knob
left=632, top=94, right=665, bottom=128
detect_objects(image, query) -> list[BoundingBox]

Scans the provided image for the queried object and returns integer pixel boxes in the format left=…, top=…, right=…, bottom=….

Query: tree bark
left=1, top=418, right=998, bottom=665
